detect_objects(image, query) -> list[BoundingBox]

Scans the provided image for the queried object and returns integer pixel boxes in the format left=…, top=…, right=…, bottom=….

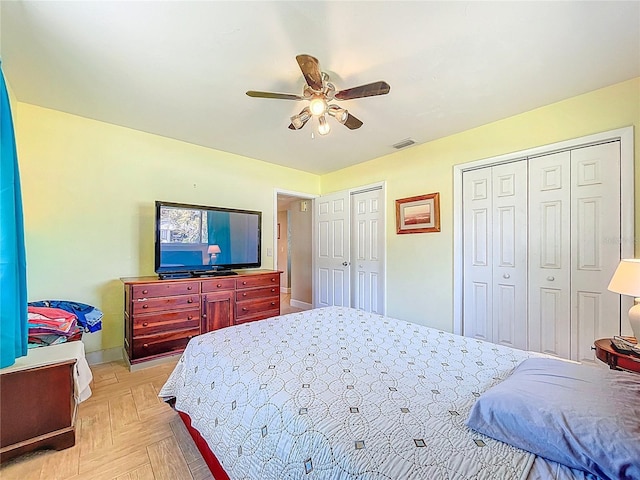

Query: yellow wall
left=13, top=78, right=639, bottom=355
left=321, top=78, right=640, bottom=331
left=14, top=103, right=320, bottom=354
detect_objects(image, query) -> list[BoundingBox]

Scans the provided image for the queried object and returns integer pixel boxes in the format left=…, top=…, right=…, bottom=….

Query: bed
left=159, top=306, right=640, bottom=480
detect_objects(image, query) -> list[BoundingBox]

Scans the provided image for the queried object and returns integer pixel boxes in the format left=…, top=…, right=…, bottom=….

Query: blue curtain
left=0, top=61, right=28, bottom=368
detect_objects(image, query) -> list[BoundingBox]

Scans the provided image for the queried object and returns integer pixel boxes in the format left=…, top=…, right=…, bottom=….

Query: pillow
left=465, top=357, right=640, bottom=480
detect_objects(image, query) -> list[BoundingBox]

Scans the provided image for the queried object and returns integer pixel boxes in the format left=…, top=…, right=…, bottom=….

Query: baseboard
left=127, top=352, right=183, bottom=372
left=280, top=287, right=291, bottom=294
left=290, top=299, right=312, bottom=310
left=85, top=347, right=123, bottom=366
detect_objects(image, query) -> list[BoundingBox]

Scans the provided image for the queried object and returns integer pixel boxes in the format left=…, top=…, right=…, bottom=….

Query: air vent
left=392, top=138, right=416, bottom=149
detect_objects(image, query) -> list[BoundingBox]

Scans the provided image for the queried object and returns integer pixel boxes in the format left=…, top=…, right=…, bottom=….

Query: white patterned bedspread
left=160, top=306, right=541, bottom=479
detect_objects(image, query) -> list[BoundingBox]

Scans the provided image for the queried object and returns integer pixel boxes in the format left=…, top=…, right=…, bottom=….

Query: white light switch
left=266, top=247, right=273, bottom=257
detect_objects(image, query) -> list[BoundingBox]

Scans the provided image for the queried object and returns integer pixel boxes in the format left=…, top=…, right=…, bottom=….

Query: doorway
left=275, top=190, right=315, bottom=314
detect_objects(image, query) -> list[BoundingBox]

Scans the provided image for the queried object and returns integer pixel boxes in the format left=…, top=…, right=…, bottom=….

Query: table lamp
left=607, top=259, right=640, bottom=343
left=207, top=245, right=221, bottom=263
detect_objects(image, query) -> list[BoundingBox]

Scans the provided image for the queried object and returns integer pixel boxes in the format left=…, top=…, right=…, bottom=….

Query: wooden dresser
left=122, top=270, right=281, bottom=366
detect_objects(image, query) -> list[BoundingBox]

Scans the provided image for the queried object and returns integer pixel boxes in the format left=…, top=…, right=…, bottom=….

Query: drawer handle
left=242, top=307, right=249, bottom=312
left=503, top=274, right=510, bottom=279
left=202, top=314, right=207, bottom=318
left=188, top=315, right=193, bottom=320
left=142, top=304, right=149, bottom=309
left=271, top=288, right=275, bottom=292
left=188, top=335, right=193, bottom=340
left=143, top=343, right=149, bottom=348
left=142, top=289, right=148, bottom=295
left=547, top=276, right=555, bottom=281
left=242, top=293, right=247, bottom=297
left=270, top=302, right=276, bottom=306
left=187, top=286, right=193, bottom=290
left=271, top=278, right=276, bottom=282
left=187, top=299, right=193, bottom=303
left=217, top=284, right=222, bottom=288
left=242, top=281, right=247, bottom=285
left=142, top=322, right=148, bottom=327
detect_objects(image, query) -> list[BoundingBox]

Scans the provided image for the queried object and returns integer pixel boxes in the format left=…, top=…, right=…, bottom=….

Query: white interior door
left=528, top=151, right=571, bottom=358
left=314, top=190, right=351, bottom=308
left=351, top=188, right=385, bottom=314
left=570, top=141, right=621, bottom=363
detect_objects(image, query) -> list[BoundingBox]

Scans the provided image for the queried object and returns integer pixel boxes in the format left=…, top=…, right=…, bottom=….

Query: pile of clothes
left=27, top=300, right=103, bottom=348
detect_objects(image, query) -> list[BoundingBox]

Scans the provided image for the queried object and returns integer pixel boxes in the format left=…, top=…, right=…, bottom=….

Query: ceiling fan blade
left=343, top=113, right=363, bottom=130
left=335, top=81, right=391, bottom=100
left=296, top=54, right=323, bottom=92
left=246, top=91, right=303, bottom=100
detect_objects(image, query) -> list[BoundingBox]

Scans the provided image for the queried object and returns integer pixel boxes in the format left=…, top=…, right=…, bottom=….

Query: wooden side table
left=594, top=338, right=640, bottom=374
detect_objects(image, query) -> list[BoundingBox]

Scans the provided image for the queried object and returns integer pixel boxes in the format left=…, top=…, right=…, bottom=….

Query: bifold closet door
left=463, top=167, right=493, bottom=343
left=570, top=142, right=621, bottom=363
left=528, top=151, right=571, bottom=358
left=463, top=161, right=528, bottom=350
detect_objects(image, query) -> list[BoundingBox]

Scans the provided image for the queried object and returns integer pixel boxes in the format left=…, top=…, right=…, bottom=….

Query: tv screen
left=155, top=201, right=261, bottom=278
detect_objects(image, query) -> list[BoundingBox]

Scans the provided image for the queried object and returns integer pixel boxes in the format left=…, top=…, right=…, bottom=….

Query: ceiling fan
left=246, top=54, right=390, bottom=135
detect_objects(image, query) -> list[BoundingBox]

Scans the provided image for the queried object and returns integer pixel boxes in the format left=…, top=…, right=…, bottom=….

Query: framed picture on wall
left=395, top=192, right=440, bottom=234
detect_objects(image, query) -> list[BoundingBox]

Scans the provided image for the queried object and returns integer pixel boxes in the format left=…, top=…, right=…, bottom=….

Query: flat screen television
left=154, top=201, right=261, bottom=278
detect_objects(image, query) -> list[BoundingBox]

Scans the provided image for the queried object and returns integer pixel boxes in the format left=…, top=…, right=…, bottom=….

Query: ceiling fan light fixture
left=309, top=96, right=327, bottom=116
left=318, top=115, right=331, bottom=136
left=328, top=105, right=348, bottom=124
left=290, top=108, right=311, bottom=130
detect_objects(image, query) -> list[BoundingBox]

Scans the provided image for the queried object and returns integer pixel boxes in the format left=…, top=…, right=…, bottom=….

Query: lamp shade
left=607, top=259, right=640, bottom=297
left=207, top=245, right=221, bottom=255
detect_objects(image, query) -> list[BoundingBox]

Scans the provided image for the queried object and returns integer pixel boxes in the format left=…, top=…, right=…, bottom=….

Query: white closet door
left=570, top=142, right=621, bottom=363
left=491, top=162, right=528, bottom=350
left=528, top=151, right=571, bottom=358
left=462, top=168, right=493, bottom=342
left=351, top=188, right=385, bottom=314
left=314, top=190, right=351, bottom=308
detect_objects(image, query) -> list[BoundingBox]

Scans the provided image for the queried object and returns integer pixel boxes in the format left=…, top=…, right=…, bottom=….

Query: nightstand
left=594, top=337, right=640, bottom=374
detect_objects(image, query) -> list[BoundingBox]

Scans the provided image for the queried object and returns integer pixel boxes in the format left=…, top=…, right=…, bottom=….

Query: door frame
left=312, top=181, right=387, bottom=313
left=452, top=126, right=635, bottom=335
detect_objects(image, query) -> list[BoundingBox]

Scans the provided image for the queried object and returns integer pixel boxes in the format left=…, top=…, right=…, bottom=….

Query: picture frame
left=395, top=192, right=440, bottom=234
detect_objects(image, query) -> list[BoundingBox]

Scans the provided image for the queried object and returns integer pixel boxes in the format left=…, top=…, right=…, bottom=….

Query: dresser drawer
left=133, top=308, right=200, bottom=336
left=236, top=274, right=280, bottom=290
left=201, top=278, right=236, bottom=293
left=236, top=286, right=279, bottom=302
left=236, top=297, right=279, bottom=321
left=131, top=295, right=199, bottom=314
left=132, top=328, right=199, bottom=360
left=132, top=282, right=199, bottom=299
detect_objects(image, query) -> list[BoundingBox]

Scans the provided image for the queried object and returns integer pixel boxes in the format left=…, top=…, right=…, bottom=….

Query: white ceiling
left=2, top=1, right=639, bottom=175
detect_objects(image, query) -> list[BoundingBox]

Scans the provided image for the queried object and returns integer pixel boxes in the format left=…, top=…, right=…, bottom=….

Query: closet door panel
left=463, top=168, right=493, bottom=341
left=492, top=162, right=528, bottom=350
left=570, top=142, right=621, bottom=362
left=528, top=151, right=571, bottom=358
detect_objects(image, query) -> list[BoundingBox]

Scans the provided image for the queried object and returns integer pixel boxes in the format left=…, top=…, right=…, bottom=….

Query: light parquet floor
left=0, top=358, right=215, bottom=480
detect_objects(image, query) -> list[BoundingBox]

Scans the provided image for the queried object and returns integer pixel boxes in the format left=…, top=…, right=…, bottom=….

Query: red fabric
left=178, top=410, right=231, bottom=480
left=27, top=306, right=76, bottom=321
